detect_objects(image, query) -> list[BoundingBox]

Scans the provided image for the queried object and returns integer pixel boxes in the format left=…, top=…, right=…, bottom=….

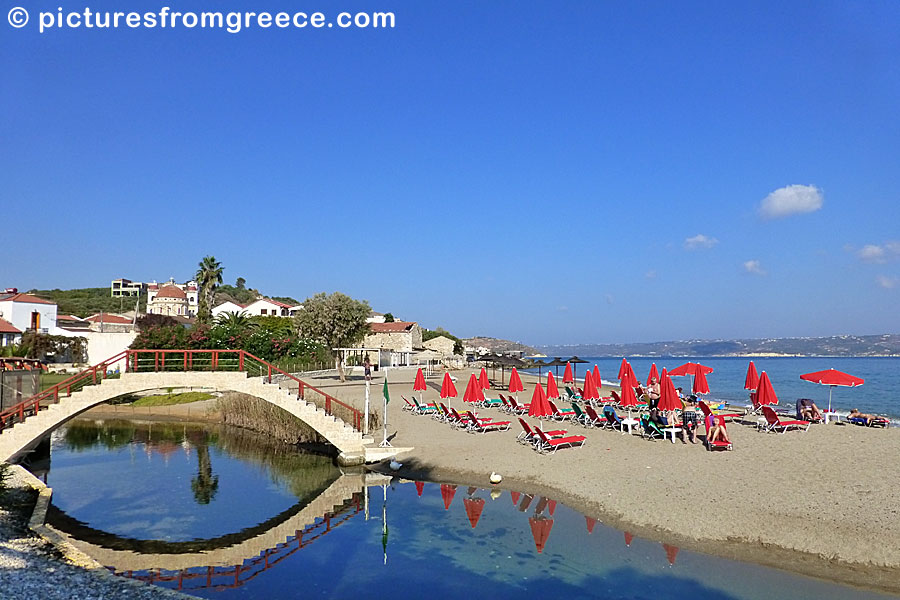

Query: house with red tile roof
left=147, top=278, right=199, bottom=316
left=0, top=317, right=22, bottom=347
left=0, top=289, right=61, bottom=336
left=243, top=298, right=303, bottom=318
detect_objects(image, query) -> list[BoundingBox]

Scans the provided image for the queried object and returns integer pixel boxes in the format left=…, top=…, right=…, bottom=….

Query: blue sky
left=3, top=1, right=899, bottom=345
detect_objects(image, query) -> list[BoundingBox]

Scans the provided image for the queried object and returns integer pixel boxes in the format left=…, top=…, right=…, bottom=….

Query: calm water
left=33, top=420, right=899, bottom=600
left=525, top=357, right=900, bottom=422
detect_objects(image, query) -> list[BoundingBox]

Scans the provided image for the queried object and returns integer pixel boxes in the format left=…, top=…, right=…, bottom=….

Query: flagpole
left=380, top=369, right=392, bottom=447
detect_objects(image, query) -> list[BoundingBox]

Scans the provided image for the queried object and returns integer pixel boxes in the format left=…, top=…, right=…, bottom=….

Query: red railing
left=0, top=349, right=363, bottom=434
left=113, top=493, right=363, bottom=591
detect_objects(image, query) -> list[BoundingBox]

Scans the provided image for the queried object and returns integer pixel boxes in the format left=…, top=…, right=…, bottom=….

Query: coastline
left=29, top=371, right=900, bottom=596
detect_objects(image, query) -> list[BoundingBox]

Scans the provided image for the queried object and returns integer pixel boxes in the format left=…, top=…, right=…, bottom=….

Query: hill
left=541, top=334, right=900, bottom=358
left=465, top=336, right=540, bottom=356
left=29, top=287, right=146, bottom=317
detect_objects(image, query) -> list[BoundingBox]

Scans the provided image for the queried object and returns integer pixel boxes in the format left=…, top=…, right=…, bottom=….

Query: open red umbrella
left=744, top=361, right=759, bottom=391
left=563, top=362, right=574, bottom=384
left=800, top=368, right=864, bottom=413
left=529, top=517, right=554, bottom=553
left=415, top=481, right=424, bottom=497
left=646, top=363, right=659, bottom=387
left=585, top=516, right=597, bottom=534
left=440, top=484, right=457, bottom=510
left=508, top=367, right=524, bottom=400
left=692, top=369, right=710, bottom=395
left=413, top=368, right=427, bottom=404
left=755, top=371, right=778, bottom=407
left=546, top=372, right=560, bottom=399
left=464, top=498, right=485, bottom=528
left=669, top=362, right=714, bottom=376
left=479, top=367, right=490, bottom=390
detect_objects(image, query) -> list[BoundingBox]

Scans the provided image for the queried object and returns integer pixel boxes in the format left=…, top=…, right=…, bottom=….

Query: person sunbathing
left=706, top=414, right=731, bottom=445
left=848, top=408, right=880, bottom=425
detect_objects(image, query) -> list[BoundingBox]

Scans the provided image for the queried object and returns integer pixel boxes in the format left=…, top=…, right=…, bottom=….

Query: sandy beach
left=298, top=367, right=900, bottom=595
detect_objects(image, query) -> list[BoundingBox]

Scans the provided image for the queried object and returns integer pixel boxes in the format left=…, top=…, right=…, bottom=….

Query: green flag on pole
left=383, top=378, right=390, bottom=404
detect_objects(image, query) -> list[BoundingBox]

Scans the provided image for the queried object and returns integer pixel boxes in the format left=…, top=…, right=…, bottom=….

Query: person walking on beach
left=364, top=358, right=373, bottom=381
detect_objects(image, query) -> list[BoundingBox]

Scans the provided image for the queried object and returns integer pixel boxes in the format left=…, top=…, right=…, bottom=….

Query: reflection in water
left=190, top=440, right=219, bottom=505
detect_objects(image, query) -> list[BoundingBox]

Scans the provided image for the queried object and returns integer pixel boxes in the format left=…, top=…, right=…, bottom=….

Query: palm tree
left=196, top=255, right=224, bottom=323
left=191, top=442, right=219, bottom=505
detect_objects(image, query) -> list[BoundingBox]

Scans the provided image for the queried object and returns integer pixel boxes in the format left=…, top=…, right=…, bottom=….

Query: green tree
left=190, top=441, right=219, bottom=505
left=195, top=256, right=224, bottom=324
left=383, top=313, right=395, bottom=323
left=293, top=292, right=371, bottom=382
left=235, top=277, right=246, bottom=290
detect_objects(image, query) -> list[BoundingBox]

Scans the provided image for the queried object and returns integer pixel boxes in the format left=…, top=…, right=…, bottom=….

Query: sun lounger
left=507, top=397, right=531, bottom=414
left=533, top=427, right=586, bottom=454
left=704, top=414, right=732, bottom=451
left=698, top=400, right=742, bottom=423
left=516, top=418, right=568, bottom=446
left=548, top=400, right=575, bottom=422
left=564, top=386, right=582, bottom=401
left=847, top=415, right=890, bottom=428
left=570, top=402, right=590, bottom=426
left=412, top=397, right=438, bottom=415
left=583, top=405, right=608, bottom=428
left=639, top=414, right=665, bottom=440
left=602, top=405, right=626, bottom=431
left=464, top=410, right=510, bottom=433
left=761, top=406, right=810, bottom=433
left=402, top=396, right=417, bottom=412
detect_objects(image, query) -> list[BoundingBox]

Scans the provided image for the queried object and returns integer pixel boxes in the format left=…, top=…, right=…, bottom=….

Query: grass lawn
left=40, top=372, right=72, bottom=391
left=132, top=392, right=216, bottom=407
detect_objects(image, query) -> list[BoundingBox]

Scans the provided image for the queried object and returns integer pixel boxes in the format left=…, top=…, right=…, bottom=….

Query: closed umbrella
left=663, top=543, right=680, bottom=566
left=415, top=481, right=424, bottom=497
left=618, top=372, right=640, bottom=419
left=546, top=372, right=560, bottom=400
left=440, top=484, right=457, bottom=510
left=585, top=516, right=597, bottom=534
left=657, top=369, right=682, bottom=426
left=692, top=369, right=710, bottom=395
left=463, top=374, right=484, bottom=404
left=592, top=365, right=602, bottom=388
left=413, top=368, right=427, bottom=404
left=582, top=370, right=599, bottom=404
left=464, top=497, right=485, bottom=528
left=617, top=358, right=629, bottom=381
left=440, top=372, right=457, bottom=412
left=508, top=368, right=524, bottom=401
left=529, top=516, right=554, bottom=553
left=563, top=361, right=575, bottom=385
left=479, top=367, right=490, bottom=390
left=624, top=531, right=634, bottom=547
left=744, top=361, right=759, bottom=391
left=646, top=363, right=659, bottom=387
left=800, top=368, right=864, bottom=413
left=528, top=381, right=553, bottom=429
left=755, top=371, right=778, bottom=407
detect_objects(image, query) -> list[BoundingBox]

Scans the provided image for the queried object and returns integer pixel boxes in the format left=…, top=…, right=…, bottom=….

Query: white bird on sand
left=490, top=472, right=502, bottom=484
left=389, top=459, right=402, bottom=471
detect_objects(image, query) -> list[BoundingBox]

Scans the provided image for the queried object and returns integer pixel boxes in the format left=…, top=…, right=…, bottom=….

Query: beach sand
left=299, top=367, right=900, bottom=595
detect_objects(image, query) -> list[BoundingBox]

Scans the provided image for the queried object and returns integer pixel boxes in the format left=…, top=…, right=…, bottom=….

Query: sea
left=523, top=357, right=900, bottom=424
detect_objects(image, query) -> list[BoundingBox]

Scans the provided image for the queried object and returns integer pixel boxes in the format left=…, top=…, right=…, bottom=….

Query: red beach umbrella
left=592, top=365, right=602, bottom=387
left=624, top=531, right=633, bottom=547
left=510, top=491, right=521, bottom=505
left=582, top=370, right=599, bottom=402
left=755, top=371, right=778, bottom=407
left=415, top=481, right=424, bottom=497
left=479, top=367, right=490, bottom=390
left=508, top=368, right=524, bottom=398
left=440, top=484, right=457, bottom=510
left=624, top=361, right=637, bottom=383
left=692, top=369, right=710, bottom=395
left=744, top=361, right=759, bottom=391
left=463, top=374, right=484, bottom=404
left=663, top=543, right=680, bottom=566
left=546, top=372, right=560, bottom=399
left=646, top=363, right=659, bottom=387
left=440, top=372, right=457, bottom=400
left=669, top=362, right=713, bottom=377
left=464, top=498, right=485, bottom=528
left=585, top=516, right=597, bottom=534
left=529, top=517, right=554, bottom=553
left=657, top=370, right=682, bottom=413
left=800, top=368, right=864, bottom=412
left=619, top=373, right=640, bottom=417
left=548, top=500, right=556, bottom=516
left=617, top=358, right=629, bottom=380
left=528, top=382, right=553, bottom=422
left=413, top=368, right=427, bottom=404
left=563, top=362, right=575, bottom=384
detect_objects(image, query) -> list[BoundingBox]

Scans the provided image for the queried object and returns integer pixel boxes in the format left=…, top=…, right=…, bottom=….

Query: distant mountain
left=465, top=336, right=540, bottom=356
left=541, top=334, right=900, bottom=358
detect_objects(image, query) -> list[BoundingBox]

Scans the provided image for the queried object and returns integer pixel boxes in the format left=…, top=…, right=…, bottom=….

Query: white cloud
left=743, top=260, right=766, bottom=276
left=759, top=184, right=823, bottom=219
left=877, top=275, right=898, bottom=289
left=645, top=270, right=657, bottom=279
left=857, top=241, right=900, bottom=264
left=683, top=234, right=719, bottom=250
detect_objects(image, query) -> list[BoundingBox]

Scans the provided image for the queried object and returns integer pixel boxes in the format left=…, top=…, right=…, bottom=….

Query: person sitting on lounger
left=706, top=414, right=731, bottom=445
left=681, top=395, right=699, bottom=444
left=848, top=408, right=880, bottom=425
left=798, top=399, right=823, bottom=421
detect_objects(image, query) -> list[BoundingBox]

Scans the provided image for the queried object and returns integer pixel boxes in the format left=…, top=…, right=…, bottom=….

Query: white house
left=0, top=290, right=62, bottom=335
left=211, top=301, right=248, bottom=320
left=243, top=298, right=300, bottom=318
left=0, top=317, right=21, bottom=346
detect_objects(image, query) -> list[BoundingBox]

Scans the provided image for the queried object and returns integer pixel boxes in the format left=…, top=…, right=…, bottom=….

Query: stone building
left=423, top=335, right=456, bottom=357
left=361, top=321, right=423, bottom=353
